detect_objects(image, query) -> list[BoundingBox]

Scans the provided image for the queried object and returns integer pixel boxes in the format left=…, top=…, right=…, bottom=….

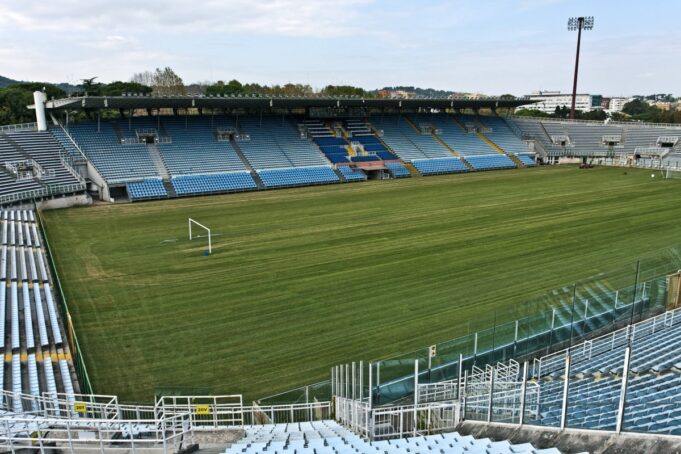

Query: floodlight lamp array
left=567, top=16, right=595, bottom=31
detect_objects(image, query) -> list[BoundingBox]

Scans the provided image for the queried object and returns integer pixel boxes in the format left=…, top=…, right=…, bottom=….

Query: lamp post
left=567, top=16, right=594, bottom=120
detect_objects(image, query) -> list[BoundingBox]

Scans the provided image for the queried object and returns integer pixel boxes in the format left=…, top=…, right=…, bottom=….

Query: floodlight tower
left=567, top=16, right=594, bottom=120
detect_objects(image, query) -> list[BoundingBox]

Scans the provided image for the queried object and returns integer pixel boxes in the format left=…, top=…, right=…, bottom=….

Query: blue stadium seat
left=385, top=162, right=411, bottom=178
left=126, top=179, right=168, bottom=200
left=171, top=172, right=257, bottom=196
left=337, top=166, right=367, bottom=182
left=257, top=166, right=340, bottom=188
left=466, top=154, right=517, bottom=171
left=412, top=158, right=468, bottom=175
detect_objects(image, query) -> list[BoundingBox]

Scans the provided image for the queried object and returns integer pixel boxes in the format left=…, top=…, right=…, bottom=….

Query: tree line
left=1, top=66, right=679, bottom=126
left=514, top=100, right=681, bottom=124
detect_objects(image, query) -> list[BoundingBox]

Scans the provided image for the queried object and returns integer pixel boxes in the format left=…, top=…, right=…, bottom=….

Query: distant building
left=377, top=89, right=416, bottom=99
left=607, top=97, right=633, bottom=113
left=650, top=101, right=673, bottom=111
left=516, top=91, right=603, bottom=114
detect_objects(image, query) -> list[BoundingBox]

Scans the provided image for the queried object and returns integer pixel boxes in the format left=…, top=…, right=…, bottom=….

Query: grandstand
left=509, top=117, right=681, bottom=165
left=3, top=94, right=681, bottom=453
left=0, top=209, right=78, bottom=412
left=0, top=129, right=85, bottom=205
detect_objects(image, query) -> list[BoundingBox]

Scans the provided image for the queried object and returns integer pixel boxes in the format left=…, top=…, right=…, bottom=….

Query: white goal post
left=188, top=218, right=212, bottom=255
left=665, top=168, right=681, bottom=180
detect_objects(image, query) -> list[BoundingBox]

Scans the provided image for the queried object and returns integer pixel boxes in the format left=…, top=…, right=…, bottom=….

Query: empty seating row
left=59, top=122, right=159, bottom=183
left=466, top=155, right=516, bottom=171
left=224, top=422, right=561, bottom=454
left=415, top=114, right=496, bottom=157
left=516, top=155, right=537, bottom=166
left=0, top=209, right=77, bottom=405
left=240, top=118, right=329, bottom=169
left=126, top=179, right=168, bottom=201
left=371, top=116, right=451, bottom=161
left=337, top=166, right=367, bottom=182
left=525, top=307, right=681, bottom=435
left=0, top=131, right=84, bottom=203
left=257, top=166, right=339, bottom=188
left=157, top=116, right=248, bottom=175
left=171, top=172, right=258, bottom=196
left=412, top=158, right=468, bottom=175
left=384, top=162, right=411, bottom=178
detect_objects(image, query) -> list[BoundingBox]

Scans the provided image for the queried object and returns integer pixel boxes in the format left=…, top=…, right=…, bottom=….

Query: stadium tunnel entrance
left=365, top=169, right=388, bottom=180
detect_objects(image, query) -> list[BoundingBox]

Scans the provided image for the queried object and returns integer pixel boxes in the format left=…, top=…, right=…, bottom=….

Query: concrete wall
left=457, top=421, right=681, bottom=454
left=36, top=193, right=92, bottom=210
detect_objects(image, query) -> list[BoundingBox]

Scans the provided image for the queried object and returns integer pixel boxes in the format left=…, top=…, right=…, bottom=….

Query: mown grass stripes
left=42, top=166, right=681, bottom=402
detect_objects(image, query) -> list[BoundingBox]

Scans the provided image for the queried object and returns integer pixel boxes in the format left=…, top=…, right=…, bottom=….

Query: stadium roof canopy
left=39, top=95, right=534, bottom=111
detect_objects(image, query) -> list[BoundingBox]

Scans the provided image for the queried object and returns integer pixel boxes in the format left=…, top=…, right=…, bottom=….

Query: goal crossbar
left=188, top=218, right=212, bottom=254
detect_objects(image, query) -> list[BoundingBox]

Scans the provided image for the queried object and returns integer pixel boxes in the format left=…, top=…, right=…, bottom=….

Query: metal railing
left=0, top=388, right=332, bottom=427
left=335, top=396, right=460, bottom=440
left=506, top=114, right=681, bottom=129
left=0, top=413, right=191, bottom=453
left=0, top=122, right=38, bottom=133
left=0, top=182, right=86, bottom=206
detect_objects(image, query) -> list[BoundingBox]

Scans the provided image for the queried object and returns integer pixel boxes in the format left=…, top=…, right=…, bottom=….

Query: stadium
left=3, top=5, right=681, bottom=454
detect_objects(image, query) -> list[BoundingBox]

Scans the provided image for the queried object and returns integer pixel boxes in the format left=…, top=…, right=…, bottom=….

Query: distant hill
left=0, top=75, right=20, bottom=88
left=379, top=86, right=457, bottom=98
left=0, top=74, right=79, bottom=94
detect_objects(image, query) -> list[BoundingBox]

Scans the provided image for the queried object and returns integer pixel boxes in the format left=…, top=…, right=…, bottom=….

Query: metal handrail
left=506, top=114, right=681, bottom=130
left=0, top=123, right=38, bottom=133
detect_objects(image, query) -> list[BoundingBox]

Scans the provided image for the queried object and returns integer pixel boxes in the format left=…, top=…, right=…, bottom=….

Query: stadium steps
left=403, top=115, right=422, bottom=133
left=366, top=120, right=404, bottom=157
left=332, top=167, right=347, bottom=183
left=227, top=139, right=265, bottom=189
left=0, top=135, right=52, bottom=191
left=451, top=115, right=469, bottom=131
left=345, top=145, right=356, bottom=157
left=539, top=122, right=553, bottom=142
left=146, top=144, right=171, bottom=179
left=402, top=161, right=421, bottom=176
left=476, top=132, right=524, bottom=168
left=110, top=122, right=124, bottom=142
left=430, top=134, right=475, bottom=171
left=0, top=135, right=32, bottom=161
left=162, top=180, right=177, bottom=198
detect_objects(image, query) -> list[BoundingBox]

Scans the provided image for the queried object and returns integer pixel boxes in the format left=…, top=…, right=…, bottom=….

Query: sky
left=0, top=0, right=679, bottom=96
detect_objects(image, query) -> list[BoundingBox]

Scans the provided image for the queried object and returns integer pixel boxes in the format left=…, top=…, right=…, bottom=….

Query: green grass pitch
left=42, top=166, right=681, bottom=403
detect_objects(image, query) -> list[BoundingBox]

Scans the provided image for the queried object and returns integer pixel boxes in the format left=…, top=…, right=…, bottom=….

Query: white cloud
left=0, top=0, right=373, bottom=37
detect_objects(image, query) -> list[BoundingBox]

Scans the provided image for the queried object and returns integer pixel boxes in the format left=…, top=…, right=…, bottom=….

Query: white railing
left=658, top=136, right=680, bottom=146
left=0, top=413, right=191, bottom=453
left=0, top=182, right=86, bottom=206
left=0, top=389, right=331, bottom=428
left=533, top=302, right=679, bottom=380
left=507, top=114, right=681, bottom=130
left=335, top=396, right=460, bottom=440
left=635, top=146, right=666, bottom=156
left=417, top=379, right=459, bottom=403
left=0, top=123, right=38, bottom=133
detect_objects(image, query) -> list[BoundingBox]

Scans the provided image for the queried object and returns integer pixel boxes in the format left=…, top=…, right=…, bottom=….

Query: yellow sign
left=74, top=402, right=87, bottom=414
left=195, top=405, right=210, bottom=415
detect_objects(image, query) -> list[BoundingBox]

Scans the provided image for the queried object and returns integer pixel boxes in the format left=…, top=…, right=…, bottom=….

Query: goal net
left=188, top=218, right=212, bottom=254
left=665, top=168, right=681, bottom=180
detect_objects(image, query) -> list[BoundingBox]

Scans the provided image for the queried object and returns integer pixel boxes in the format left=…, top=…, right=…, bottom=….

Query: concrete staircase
left=162, top=180, right=177, bottom=198
left=429, top=133, right=475, bottom=171
left=475, top=132, right=525, bottom=168
left=146, top=144, right=171, bottom=179
left=229, top=139, right=265, bottom=189
left=403, top=115, right=422, bottom=133
left=402, top=161, right=421, bottom=177
left=332, top=167, right=347, bottom=182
